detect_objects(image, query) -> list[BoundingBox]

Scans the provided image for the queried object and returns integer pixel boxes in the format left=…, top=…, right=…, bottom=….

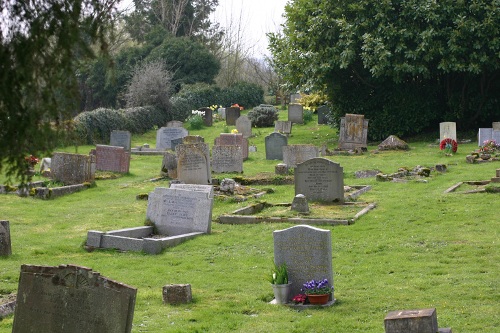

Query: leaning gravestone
left=282, top=144, right=319, bottom=168
left=212, top=145, right=243, bottom=173
left=214, top=133, right=249, bottom=160
left=110, top=130, right=132, bottom=151
left=156, top=127, right=188, bottom=150
left=288, top=103, right=304, bottom=124
left=439, top=122, right=457, bottom=141
left=274, top=121, right=292, bottom=135
left=236, top=115, right=252, bottom=138
left=273, top=225, right=334, bottom=302
left=0, top=221, right=11, bottom=256
left=225, top=107, right=241, bottom=126
left=51, top=152, right=95, bottom=185
left=317, top=105, right=330, bottom=125
left=176, top=143, right=211, bottom=185
left=295, top=158, right=344, bottom=203
left=265, top=132, right=288, bottom=160
left=95, top=145, right=130, bottom=173
left=338, top=114, right=369, bottom=150
left=12, top=264, right=137, bottom=333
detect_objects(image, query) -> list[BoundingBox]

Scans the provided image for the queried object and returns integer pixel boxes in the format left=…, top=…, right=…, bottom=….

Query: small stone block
left=439, top=329, right=452, bottom=333
left=465, top=155, right=477, bottom=164
left=384, top=308, right=438, bottom=333
left=491, top=177, right=500, bottom=183
left=86, top=230, right=104, bottom=248
left=275, top=163, right=288, bottom=175
left=163, top=284, right=192, bottom=304
left=496, top=169, right=500, bottom=177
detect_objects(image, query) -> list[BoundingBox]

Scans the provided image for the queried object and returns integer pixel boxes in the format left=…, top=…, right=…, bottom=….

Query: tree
left=0, top=0, right=118, bottom=181
left=269, top=0, right=500, bottom=139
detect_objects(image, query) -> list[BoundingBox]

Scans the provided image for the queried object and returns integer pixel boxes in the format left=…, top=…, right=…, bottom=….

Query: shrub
left=297, top=92, right=328, bottom=112
left=177, top=83, right=221, bottom=109
left=185, top=110, right=205, bottom=130
left=303, top=109, right=314, bottom=124
left=247, top=104, right=279, bottom=127
left=170, top=96, right=195, bottom=121
left=219, top=82, right=265, bottom=109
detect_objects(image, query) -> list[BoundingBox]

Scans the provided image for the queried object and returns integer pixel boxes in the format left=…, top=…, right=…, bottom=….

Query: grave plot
left=445, top=168, right=500, bottom=194
left=86, top=185, right=214, bottom=254
left=375, top=165, right=447, bottom=183
left=0, top=180, right=95, bottom=199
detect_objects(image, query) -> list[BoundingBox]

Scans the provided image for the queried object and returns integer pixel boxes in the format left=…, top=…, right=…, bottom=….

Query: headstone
left=378, top=135, right=409, bottom=150
left=214, top=133, right=248, bottom=160
left=236, top=115, right=252, bottom=138
left=218, top=107, right=226, bottom=119
left=291, top=194, right=309, bottom=213
left=163, top=284, right=192, bottom=304
left=290, top=93, right=301, bottom=103
left=288, top=103, right=304, bottom=124
left=317, top=105, right=330, bottom=125
left=492, top=122, right=500, bottom=130
left=273, top=225, right=334, bottom=301
left=183, top=135, right=205, bottom=144
left=295, top=158, right=344, bottom=203
left=12, top=264, right=137, bottom=333
left=439, top=122, right=457, bottom=141
left=275, top=163, right=289, bottom=175
left=156, top=127, right=188, bottom=150
left=282, top=144, right=319, bottom=168
left=169, top=183, right=214, bottom=198
left=39, top=157, right=51, bottom=176
left=0, top=221, right=11, bottom=256
left=338, top=114, right=369, bottom=150
left=212, top=145, right=243, bottom=173
left=95, top=145, right=130, bottom=173
left=166, top=120, right=184, bottom=128
left=176, top=143, right=211, bottom=184
left=146, top=187, right=213, bottom=235
left=199, top=107, right=213, bottom=127
left=384, top=308, right=438, bottom=333
left=51, top=152, right=95, bottom=185
left=274, top=120, right=292, bottom=135
left=265, top=132, right=288, bottom=160
left=478, top=127, right=500, bottom=146
left=161, top=151, right=177, bottom=178
left=225, top=107, right=241, bottom=126
left=170, top=137, right=183, bottom=151
left=110, top=130, right=132, bottom=151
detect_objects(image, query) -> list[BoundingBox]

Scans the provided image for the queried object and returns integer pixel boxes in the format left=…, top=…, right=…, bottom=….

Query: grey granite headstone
left=273, top=225, right=334, bottom=301
left=176, top=143, right=211, bottom=184
left=439, top=122, right=457, bottom=141
left=166, top=120, right=184, bottom=128
left=317, top=105, right=330, bottom=125
left=384, top=308, right=438, bottom=333
left=236, top=115, right=252, bottom=138
left=265, top=132, right=288, bottom=160
left=290, top=93, right=301, bottom=103
left=51, top=152, right=95, bottom=185
left=291, top=194, right=309, bottom=213
left=12, top=264, right=137, bottom=333
left=225, top=107, right=241, bottom=126
left=478, top=128, right=500, bottom=146
left=295, top=158, right=344, bottom=203
left=156, top=127, right=188, bottom=150
left=288, top=103, right=304, bottom=124
left=274, top=121, right=292, bottom=135
left=212, top=145, right=243, bottom=173
left=282, top=144, right=319, bottom=168
left=0, top=221, right=11, bottom=256
left=110, top=130, right=132, bottom=151
left=218, top=107, right=226, bottom=119
left=146, top=187, right=213, bottom=235
left=338, top=114, right=369, bottom=150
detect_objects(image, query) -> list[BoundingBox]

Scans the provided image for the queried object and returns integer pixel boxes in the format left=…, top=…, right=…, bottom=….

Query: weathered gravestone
left=198, top=107, right=213, bottom=127
left=156, top=127, right=188, bottom=150
left=0, top=221, right=11, bottom=256
left=110, top=130, right=132, bottom=151
left=282, top=144, right=319, bottom=168
left=176, top=143, right=211, bottom=184
left=274, top=120, right=292, bottom=135
left=161, top=151, right=177, bottom=178
left=378, top=135, right=409, bottom=151
left=95, top=145, right=130, bottom=173
left=12, top=264, right=137, bottom=333
left=236, top=115, right=252, bottom=138
left=493, top=122, right=500, bottom=130
left=265, top=132, right=288, bottom=160
left=218, top=107, right=226, bottom=119
left=183, top=135, right=205, bottom=144
left=212, top=145, right=243, bottom=173
left=51, top=152, right=95, bottom=185
left=439, top=122, right=457, bottom=141
left=146, top=187, right=213, bottom=235
left=225, top=107, right=241, bottom=126
left=166, top=120, right=184, bottom=128
left=295, top=158, right=344, bottom=203
left=384, top=308, right=453, bottom=333
left=214, top=133, right=248, bottom=160
left=288, top=103, right=304, bottom=124
left=290, top=93, right=302, bottom=103
left=273, top=225, right=334, bottom=302
left=338, top=114, right=369, bottom=150
left=317, top=105, right=330, bottom=125
left=478, top=127, right=500, bottom=146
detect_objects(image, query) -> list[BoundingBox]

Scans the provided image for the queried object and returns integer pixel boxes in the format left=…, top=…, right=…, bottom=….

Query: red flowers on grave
left=439, top=138, right=458, bottom=155
left=291, top=294, right=307, bottom=304
left=25, top=155, right=39, bottom=168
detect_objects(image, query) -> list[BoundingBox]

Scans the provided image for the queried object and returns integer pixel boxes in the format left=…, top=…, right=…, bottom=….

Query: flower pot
left=307, top=294, right=330, bottom=305
left=272, top=283, right=291, bottom=304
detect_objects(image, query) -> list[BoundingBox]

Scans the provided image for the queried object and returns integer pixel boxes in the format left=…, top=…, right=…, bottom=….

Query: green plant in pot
left=269, top=262, right=291, bottom=304
left=301, top=278, right=334, bottom=305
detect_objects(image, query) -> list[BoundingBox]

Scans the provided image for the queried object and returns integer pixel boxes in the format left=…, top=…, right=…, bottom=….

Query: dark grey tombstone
left=265, top=132, right=288, bottom=160
left=384, top=308, right=438, bottom=333
left=282, top=144, right=319, bottom=168
left=176, top=143, right=211, bottom=185
left=170, top=137, right=183, bottom=151
left=12, top=264, right=137, bottom=333
left=0, top=221, right=11, bottom=256
left=156, top=127, right=188, bottom=150
left=212, top=145, right=243, bottom=173
left=110, top=130, right=132, bottom=151
left=225, top=107, right=241, bottom=126
left=199, top=107, right=213, bottom=127
left=51, top=152, right=95, bottom=185
left=295, top=158, right=344, bottom=203
left=288, top=103, right=303, bottom=124
left=273, top=225, right=334, bottom=301
left=236, top=115, right=252, bottom=138
left=317, top=105, right=330, bottom=125
left=338, top=114, right=369, bottom=150
left=274, top=121, right=292, bottom=135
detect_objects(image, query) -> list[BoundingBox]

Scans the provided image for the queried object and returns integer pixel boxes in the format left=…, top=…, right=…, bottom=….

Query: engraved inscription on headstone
left=51, top=152, right=95, bottom=185
left=338, top=114, right=369, bottom=150
left=110, top=130, right=132, bottom=151
left=176, top=143, right=211, bottom=184
left=95, top=145, right=130, bottom=173
left=274, top=121, right=292, bottom=135
left=214, top=133, right=248, bottom=160
left=439, top=122, right=457, bottom=141
left=295, top=158, right=344, bottom=203
left=212, top=145, right=243, bottom=173
left=0, top=221, right=11, bottom=256
left=156, top=127, right=188, bottom=150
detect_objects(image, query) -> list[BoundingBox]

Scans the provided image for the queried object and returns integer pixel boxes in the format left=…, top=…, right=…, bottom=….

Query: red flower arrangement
left=291, top=294, right=307, bottom=304
left=439, top=138, right=458, bottom=154
left=25, top=155, right=39, bottom=167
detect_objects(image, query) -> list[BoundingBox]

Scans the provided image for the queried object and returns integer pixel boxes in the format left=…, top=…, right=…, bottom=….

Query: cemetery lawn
left=0, top=112, right=499, bottom=332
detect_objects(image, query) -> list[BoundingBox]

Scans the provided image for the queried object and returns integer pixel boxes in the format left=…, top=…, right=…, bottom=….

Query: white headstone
left=439, top=122, right=457, bottom=141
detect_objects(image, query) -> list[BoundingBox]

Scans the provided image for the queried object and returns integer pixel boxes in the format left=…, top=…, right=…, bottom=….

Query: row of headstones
left=439, top=121, right=500, bottom=145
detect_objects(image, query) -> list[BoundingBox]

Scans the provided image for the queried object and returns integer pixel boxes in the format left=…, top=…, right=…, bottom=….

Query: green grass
left=0, top=112, right=499, bottom=332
